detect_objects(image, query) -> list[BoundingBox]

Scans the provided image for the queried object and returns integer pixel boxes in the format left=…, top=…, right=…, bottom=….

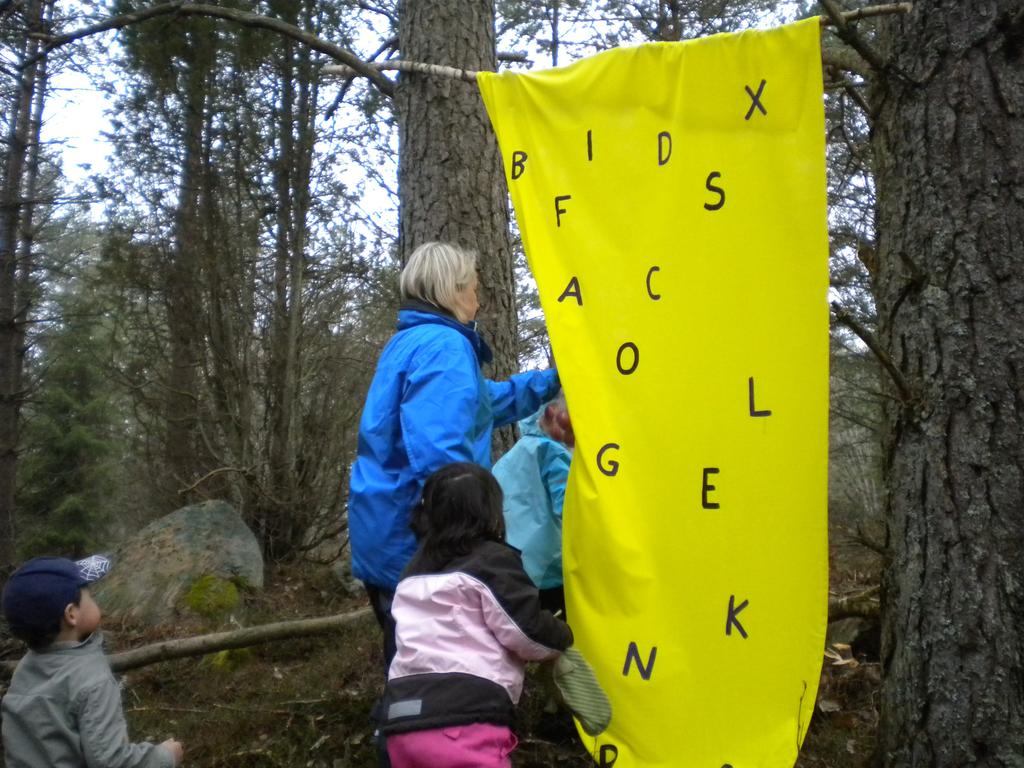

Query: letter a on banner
left=479, top=18, right=829, bottom=768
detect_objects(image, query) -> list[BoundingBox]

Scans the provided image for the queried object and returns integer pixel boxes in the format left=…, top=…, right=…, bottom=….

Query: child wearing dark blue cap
left=1, top=556, right=184, bottom=767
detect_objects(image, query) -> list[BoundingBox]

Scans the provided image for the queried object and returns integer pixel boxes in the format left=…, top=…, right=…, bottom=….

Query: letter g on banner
left=597, top=443, right=621, bottom=476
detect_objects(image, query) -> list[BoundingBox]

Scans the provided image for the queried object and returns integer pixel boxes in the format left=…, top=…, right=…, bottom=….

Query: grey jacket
left=1, top=632, right=173, bottom=768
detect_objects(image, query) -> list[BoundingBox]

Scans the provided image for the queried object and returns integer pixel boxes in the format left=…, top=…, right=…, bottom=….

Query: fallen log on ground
left=1, top=607, right=373, bottom=679
left=4, top=590, right=879, bottom=680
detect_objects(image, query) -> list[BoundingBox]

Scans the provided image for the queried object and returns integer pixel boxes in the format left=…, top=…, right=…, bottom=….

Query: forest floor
left=0, top=539, right=884, bottom=767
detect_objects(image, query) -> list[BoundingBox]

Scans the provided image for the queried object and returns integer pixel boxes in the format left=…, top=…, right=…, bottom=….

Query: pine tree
left=17, top=281, right=121, bottom=558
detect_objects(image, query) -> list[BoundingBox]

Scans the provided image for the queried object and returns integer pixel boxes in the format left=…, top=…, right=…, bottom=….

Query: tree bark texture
left=396, top=0, right=519, bottom=454
left=872, top=3, right=1024, bottom=765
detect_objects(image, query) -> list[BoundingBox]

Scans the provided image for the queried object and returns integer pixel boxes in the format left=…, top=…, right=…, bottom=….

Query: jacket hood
left=19, top=631, right=104, bottom=676
left=517, top=405, right=546, bottom=438
left=397, top=301, right=493, bottom=365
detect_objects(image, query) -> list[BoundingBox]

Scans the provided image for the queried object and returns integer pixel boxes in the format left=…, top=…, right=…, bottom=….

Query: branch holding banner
left=320, top=6, right=914, bottom=82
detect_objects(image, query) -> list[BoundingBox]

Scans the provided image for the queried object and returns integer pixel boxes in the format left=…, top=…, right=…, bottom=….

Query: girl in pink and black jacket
left=380, top=462, right=573, bottom=768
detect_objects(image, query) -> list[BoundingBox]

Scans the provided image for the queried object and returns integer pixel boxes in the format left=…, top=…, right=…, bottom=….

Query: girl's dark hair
left=410, top=463, right=506, bottom=570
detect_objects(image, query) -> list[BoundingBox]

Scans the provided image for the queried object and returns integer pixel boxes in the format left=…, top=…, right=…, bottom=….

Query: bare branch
left=177, top=466, right=252, bottom=495
left=818, top=3, right=912, bottom=26
left=844, top=82, right=873, bottom=116
left=323, top=59, right=478, bottom=84
left=324, top=7, right=916, bottom=86
left=822, top=45, right=872, bottom=78
left=23, top=3, right=395, bottom=96
left=354, top=0, right=397, bottom=26
left=819, top=0, right=890, bottom=74
left=326, top=35, right=397, bottom=117
left=831, top=302, right=912, bottom=403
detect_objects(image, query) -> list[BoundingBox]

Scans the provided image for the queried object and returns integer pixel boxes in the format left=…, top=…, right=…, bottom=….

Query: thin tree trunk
left=264, top=34, right=302, bottom=559
left=201, top=41, right=257, bottom=519
left=0, top=0, right=44, bottom=568
left=261, top=14, right=317, bottom=559
left=872, top=2, right=1024, bottom=764
left=284, top=29, right=316, bottom=511
left=15, top=0, right=51, bottom=388
left=549, top=0, right=560, bottom=66
left=164, top=53, right=208, bottom=499
left=395, top=0, right=519, bottom=455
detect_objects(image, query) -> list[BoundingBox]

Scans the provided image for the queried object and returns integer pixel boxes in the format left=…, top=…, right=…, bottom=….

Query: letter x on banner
left=479, top=18, right=829, bottom=768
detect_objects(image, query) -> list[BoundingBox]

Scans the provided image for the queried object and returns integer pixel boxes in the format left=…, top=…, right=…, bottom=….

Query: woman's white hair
left=400, top=242, right=478, bottom=314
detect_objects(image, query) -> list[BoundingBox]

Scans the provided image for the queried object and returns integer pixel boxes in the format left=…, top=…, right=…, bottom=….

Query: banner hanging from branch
left=479, top=17, right=829, bottom=768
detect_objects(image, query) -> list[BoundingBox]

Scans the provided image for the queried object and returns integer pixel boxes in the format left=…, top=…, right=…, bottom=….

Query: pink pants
left=387, top=723, right=517, bottom=768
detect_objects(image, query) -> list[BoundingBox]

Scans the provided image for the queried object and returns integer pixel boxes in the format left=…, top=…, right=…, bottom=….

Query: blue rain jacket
left=348, top=304, right=560, bottom=591
left=492, top=407, right=572, bottom=589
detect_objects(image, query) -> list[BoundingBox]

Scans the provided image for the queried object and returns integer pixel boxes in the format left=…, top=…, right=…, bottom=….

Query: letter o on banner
left=616, top=342, right=639, bottom=375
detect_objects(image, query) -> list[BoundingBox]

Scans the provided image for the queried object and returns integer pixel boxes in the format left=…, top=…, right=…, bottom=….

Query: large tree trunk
left=395, top=0, right=519, bottom=454
left=873, top=3, right=1024, bottom=764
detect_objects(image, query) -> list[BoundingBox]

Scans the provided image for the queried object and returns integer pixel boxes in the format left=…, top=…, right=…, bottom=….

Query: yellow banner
left=479, top=18, right=829, bottom=768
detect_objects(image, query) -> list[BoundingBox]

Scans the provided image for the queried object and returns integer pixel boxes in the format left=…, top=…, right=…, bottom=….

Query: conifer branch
left=23, top=2, right=395, bottom=96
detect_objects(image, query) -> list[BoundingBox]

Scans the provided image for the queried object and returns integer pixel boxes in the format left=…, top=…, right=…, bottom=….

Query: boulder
left=94, top=500, right=264, bottom=627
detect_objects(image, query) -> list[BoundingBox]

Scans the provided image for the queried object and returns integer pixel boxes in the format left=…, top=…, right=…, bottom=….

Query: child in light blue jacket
left=492, top=393, right=573, bottom=617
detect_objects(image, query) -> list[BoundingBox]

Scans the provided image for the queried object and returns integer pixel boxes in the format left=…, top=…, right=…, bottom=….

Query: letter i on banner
left=479, top=18, right=829, bottom=768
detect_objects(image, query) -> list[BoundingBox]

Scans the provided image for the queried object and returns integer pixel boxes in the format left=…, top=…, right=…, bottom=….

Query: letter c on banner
left=646, top=266, right=661, bottom=300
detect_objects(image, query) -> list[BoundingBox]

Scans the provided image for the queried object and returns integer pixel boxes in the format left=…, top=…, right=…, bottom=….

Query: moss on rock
left=184, top=574, right=240, bottom=619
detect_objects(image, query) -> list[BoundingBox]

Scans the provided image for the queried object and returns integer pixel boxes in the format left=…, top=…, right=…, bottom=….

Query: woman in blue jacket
left=348, top=242, right=560, bottom=664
